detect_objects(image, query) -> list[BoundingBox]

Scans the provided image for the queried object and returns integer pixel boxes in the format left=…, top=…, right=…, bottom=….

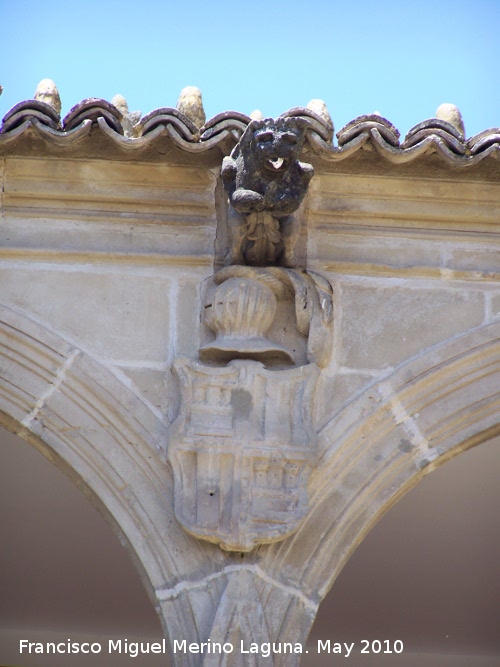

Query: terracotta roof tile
left=138, top=107, right=199, bottom=140
left=1, top=100, right=61, bottom=133
left=336, top=114, right=399, bottom=147
left=1, top=89, right=499, bottom=167
left=62, top=98, right=123, bottom=134
left=402, top=118, right=466, bottom=155
left=279, top=107, right=334, bottom=143
left=467, top=129, right=500, bottom=156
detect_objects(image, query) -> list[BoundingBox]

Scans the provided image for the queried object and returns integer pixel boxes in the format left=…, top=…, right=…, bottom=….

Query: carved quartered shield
left=168, top=358, right=319, bottom=552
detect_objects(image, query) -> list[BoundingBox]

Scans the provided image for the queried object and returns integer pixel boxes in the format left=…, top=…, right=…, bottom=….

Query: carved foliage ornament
left=168, top=117, right=333, bottom=552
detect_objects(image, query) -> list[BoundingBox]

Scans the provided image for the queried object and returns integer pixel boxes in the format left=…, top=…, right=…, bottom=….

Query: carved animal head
left=221, top=116, right=313, bottom=216
left=221, top=116, right=314, bottom=266
left=239, top=117, right=308, bottom=176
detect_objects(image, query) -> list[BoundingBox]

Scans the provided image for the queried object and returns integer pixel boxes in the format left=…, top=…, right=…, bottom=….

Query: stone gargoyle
left=221, top=116, right=313, bottom=267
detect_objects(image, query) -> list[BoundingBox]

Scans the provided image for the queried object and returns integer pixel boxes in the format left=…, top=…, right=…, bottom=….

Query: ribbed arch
left=0, top=303, right=228, bottom=646
left=2, top=303, right=498, bottom=663
left=261, top=321, right=500, bottom=613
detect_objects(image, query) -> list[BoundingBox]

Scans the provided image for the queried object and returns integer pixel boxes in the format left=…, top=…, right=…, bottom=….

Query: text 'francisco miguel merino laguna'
left=19, top=639, right=304, bottom=658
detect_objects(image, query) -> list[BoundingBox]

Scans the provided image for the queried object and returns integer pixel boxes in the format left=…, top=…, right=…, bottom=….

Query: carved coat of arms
left=167, top=116, right=334, bottom=552
left=169, top=358, right=319, bottom=552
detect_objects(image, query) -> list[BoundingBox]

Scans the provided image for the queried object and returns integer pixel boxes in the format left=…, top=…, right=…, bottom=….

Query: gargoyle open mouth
left=265, top=157, right=287, bottom=171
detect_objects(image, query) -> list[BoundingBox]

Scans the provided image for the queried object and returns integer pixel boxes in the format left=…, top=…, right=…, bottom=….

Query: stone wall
left=1, top=137, right=499, bottom=665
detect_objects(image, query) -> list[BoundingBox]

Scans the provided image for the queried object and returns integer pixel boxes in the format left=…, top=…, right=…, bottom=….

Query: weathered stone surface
left=1, top=99, right=499, bottom=665
left=119, top=366, right=170, bottom=416
left=34, top=78, right=61, bottom=114
left=169, top=254, right=334, bottom=553
left=176, top=86, right=206, bottom=129
left=306, top=98, right=333, bottom=134
left=436, top=102, right=465, bottom=137
left=0, top=306, right=192, bottom=595
left=221, top=117, right=314, bottom=266
left=339, top=284, right=485, bottom=369
left=0, top=307, right=75, bottom=424
left=256, top=323, right=500, bottom=616
left=445, top=246, right=500, bottom=275
left=314, top=371, right=377, bottom=431
left=157, top=566, right=316, bottom=666
left=201, top=267, right=333, bottom=368
left=491, top=293, right=500, bottom=318
left=111, top=93, right=141, bottom=137
left=201, top=276, right=293, bottom=365
left=169, top=358, right=319, bottom=551
left=0, top=269, right=172, bottom=362
left=222, top=116, right=313, bottom=220
left=2, top=157, right=217, bottom=261
left=174, top=280, right=204, bottom=359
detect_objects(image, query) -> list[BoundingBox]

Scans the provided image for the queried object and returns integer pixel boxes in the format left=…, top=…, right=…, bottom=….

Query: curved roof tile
left=62, top=98, right=123, bottom=134
left=138, top=107, right=199, bottom=139
left=402, top=118, right=466, bottom=155
left=200, top=111, right=251, bottom=141
left=1, top=100, right=61, bottom=133
left=468, top=129, right=500, bottom=156
left=1, top=98, right=499, bottom=166
left=336, top=114, right=400, bottom=148
left=279, top=107, right=334, bottom=143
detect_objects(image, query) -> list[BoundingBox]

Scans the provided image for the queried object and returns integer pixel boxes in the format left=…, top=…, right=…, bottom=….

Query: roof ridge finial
left=306, top=99, right=334, bottom=133
left=34, top=79, right=61, bottom=115
left=436, top=103, right=465, bottom=137
left=112, top=94, right=142, bottom=138
left=176, top=86, right=206, bottom=129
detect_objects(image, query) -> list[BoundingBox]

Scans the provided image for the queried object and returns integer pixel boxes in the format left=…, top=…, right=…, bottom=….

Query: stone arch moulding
left=0, top=302, right=232, bottom=651
left=258, top=319, right=500, bottom=639
left=2, top=302, right=499, bottom=665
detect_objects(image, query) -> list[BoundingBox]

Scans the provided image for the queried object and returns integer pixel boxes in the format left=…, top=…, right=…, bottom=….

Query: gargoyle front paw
left=232, top=189, right=265, bottom=213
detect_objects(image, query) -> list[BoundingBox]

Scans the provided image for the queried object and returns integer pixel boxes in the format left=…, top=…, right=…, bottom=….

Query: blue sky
left=1, top=0, right=499, bottom=139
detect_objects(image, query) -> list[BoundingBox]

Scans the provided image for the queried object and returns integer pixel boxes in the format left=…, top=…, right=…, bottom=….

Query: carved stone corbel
left=221, top=116, right=313, bottom=268
left=168, top=116, right=334, bottom=553
left=200, top=266, right=333, bottom=369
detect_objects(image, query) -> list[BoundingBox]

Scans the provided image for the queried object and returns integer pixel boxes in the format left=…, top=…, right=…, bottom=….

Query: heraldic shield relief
left=167, top=117, right=334, bottom=552
left=169, top=358, right=319, bottom=552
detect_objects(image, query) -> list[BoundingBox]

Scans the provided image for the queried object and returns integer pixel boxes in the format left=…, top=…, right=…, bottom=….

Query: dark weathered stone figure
left=221, top=117, right=314, bottom=267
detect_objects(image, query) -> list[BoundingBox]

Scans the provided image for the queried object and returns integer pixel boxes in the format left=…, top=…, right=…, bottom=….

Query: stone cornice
left=1, top=100, right=499, bottom=175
